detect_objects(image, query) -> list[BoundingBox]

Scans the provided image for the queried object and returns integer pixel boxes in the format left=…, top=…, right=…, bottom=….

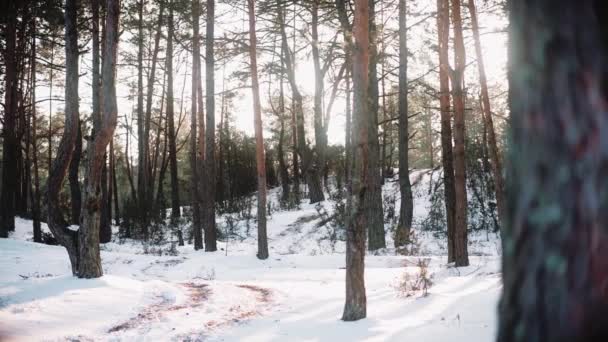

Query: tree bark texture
left=499, top=1, right=608, bottom=340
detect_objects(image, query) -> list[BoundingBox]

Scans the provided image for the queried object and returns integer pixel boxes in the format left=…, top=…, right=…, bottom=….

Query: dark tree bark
left=0, top=1, right=20, bottom=237
left=45, top=0, right=80, bottom=275
left=203, top=0, right=218, bottom=252
left=467, top=0, right=505, bottom=229
left=342, top=0, right=369, bottom=322
left=69, top=124, right=83, bottom=225
left=436, top=0, right=456, bottom=262
left=136, top=0, right=148, bottom=237
left=191, top=0, right=203, bottom=250
left=499, top=1, right=608, bottom=341
left=30, top=22, right=42, bottom=243
left=395, top=0, right=414, bottom=249
left=99, top=158, right=111, bottom=243
left=247, top=0, right=269, bottom=260
left=449, top=0, right=469, bottom=266
left=365, top=0, right=386, bottom=251
left=78, top=0, right=120, bottom=278
left=110, top=139, right=120, bottom=225
left=166, top=0, right=181, bottom=221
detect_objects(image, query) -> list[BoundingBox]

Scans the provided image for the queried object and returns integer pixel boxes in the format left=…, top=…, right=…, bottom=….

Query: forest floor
left=0, top=174, right=503, bottom=341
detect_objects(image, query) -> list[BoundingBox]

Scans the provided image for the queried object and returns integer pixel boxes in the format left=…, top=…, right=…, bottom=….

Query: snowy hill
left=0, top=171, right=502, bottom=341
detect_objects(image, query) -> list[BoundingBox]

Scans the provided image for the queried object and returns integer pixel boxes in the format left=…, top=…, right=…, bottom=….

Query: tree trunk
left=0, top=1, right=19, bottom=237
left=467, top=0, right=505, bottom=229
left=146, top=0, right=165, bottom=203
left=69, top=123, right=82, bottom=225
left=343, top=0, right=369, bottom=322
left=247, top=0, right=269, bottom=260
left=366, top=0, right=386, bottom=251
left=45, top=0, right=80, bottom=275
left=136, top=0, right=148, bottom=237
left=311, top=0, right=327, bottom=190
left=110, top=139, right=120, bottom=225
left=203, top=0, right=218, bottom=252
left=277, top=57, right=290, bottom=202
left=99, top=158, right=111, bottom=243
left=30, top=23, right=42, bottom=243
left=279, top=7, right=324, bottom=204
left=499, top=1, right=608, bottom=340
left=436, top=0, right=456, bottom=263
left=166, top=0, right=181, bottom=221
left=79, top=0, right=120, bottom=278
left=191, top=0, right=203, bottom=250
left=395, top=0, right=414, bottom=249
left=449, top=0, right=469, bottom=266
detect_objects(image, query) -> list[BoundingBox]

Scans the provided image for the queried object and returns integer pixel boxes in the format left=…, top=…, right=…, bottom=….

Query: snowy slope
left=0, top=171, right=502, bottom=341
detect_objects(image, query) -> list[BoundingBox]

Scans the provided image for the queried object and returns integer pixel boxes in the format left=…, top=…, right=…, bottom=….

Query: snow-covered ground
left=0, top=172, right=502, bottom=341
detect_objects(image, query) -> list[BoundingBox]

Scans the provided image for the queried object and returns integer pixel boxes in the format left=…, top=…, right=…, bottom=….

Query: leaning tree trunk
left=499, top=1, right=608, bottom=340
left=45, top=0, right=80, bottom=274
left=247, top=0, right=269, bottom=260
left=436, top=0, right=456, bottom=262
left=342, top=0, right=369, bottom=322
left=395, top=0, right=414, bottom=249
left=203, top=0, right=218, bottom=252
left=449, top=0, right=469, bottom=267
left=79, top=0, right=120, bottom=278
left=467, top=0, right=505, bottom=229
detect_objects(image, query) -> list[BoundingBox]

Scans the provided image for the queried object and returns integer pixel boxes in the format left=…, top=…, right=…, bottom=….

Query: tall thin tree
left=247, top=0, right=269, bottom=260
left=449, top=0, right=469, bottom=267
left=203, top=0, right=218, bottom=251
left=436, top=0, right=456, bottom=262
left=395, top=0, right=414, bottom=249
left=343, top=0, right=369, bottom=322
left=191, top=0, right=203, bottom=250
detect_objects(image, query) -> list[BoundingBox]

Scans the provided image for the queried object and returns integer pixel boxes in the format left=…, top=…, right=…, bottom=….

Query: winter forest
left=2, top=0, right=608, bottom=340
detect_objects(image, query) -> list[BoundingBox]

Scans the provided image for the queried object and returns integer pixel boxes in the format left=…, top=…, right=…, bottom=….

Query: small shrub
left=397, top=258, right=433, bottom=297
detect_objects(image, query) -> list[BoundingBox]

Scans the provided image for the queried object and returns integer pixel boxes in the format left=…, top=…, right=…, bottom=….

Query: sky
left=35, top=0, right=508, bottom=153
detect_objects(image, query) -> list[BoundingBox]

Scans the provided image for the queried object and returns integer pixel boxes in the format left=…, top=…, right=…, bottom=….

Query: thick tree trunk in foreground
left=45, top=0, right=80, bottom=275
left=395, top=0, right=414, bottom=249
left=437, top=0, right=456, bottom=262
left=191, top=0, right=203, bottom=250
left=467, top=0, right=505, bottom=229
left=499, top=1, right=608, bottom=340
left=247, top=0, right=269, bottom=260
left=203, top=0, right=218, bottom=252
left=78, top=0, right=120, bottom=278
left=343, top=0, right=369, bottom=322
left=449, top=0, right=469, bottom=267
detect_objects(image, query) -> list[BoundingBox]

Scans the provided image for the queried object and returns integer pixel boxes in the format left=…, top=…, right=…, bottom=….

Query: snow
left=0, top=171, right=502, bottom=341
